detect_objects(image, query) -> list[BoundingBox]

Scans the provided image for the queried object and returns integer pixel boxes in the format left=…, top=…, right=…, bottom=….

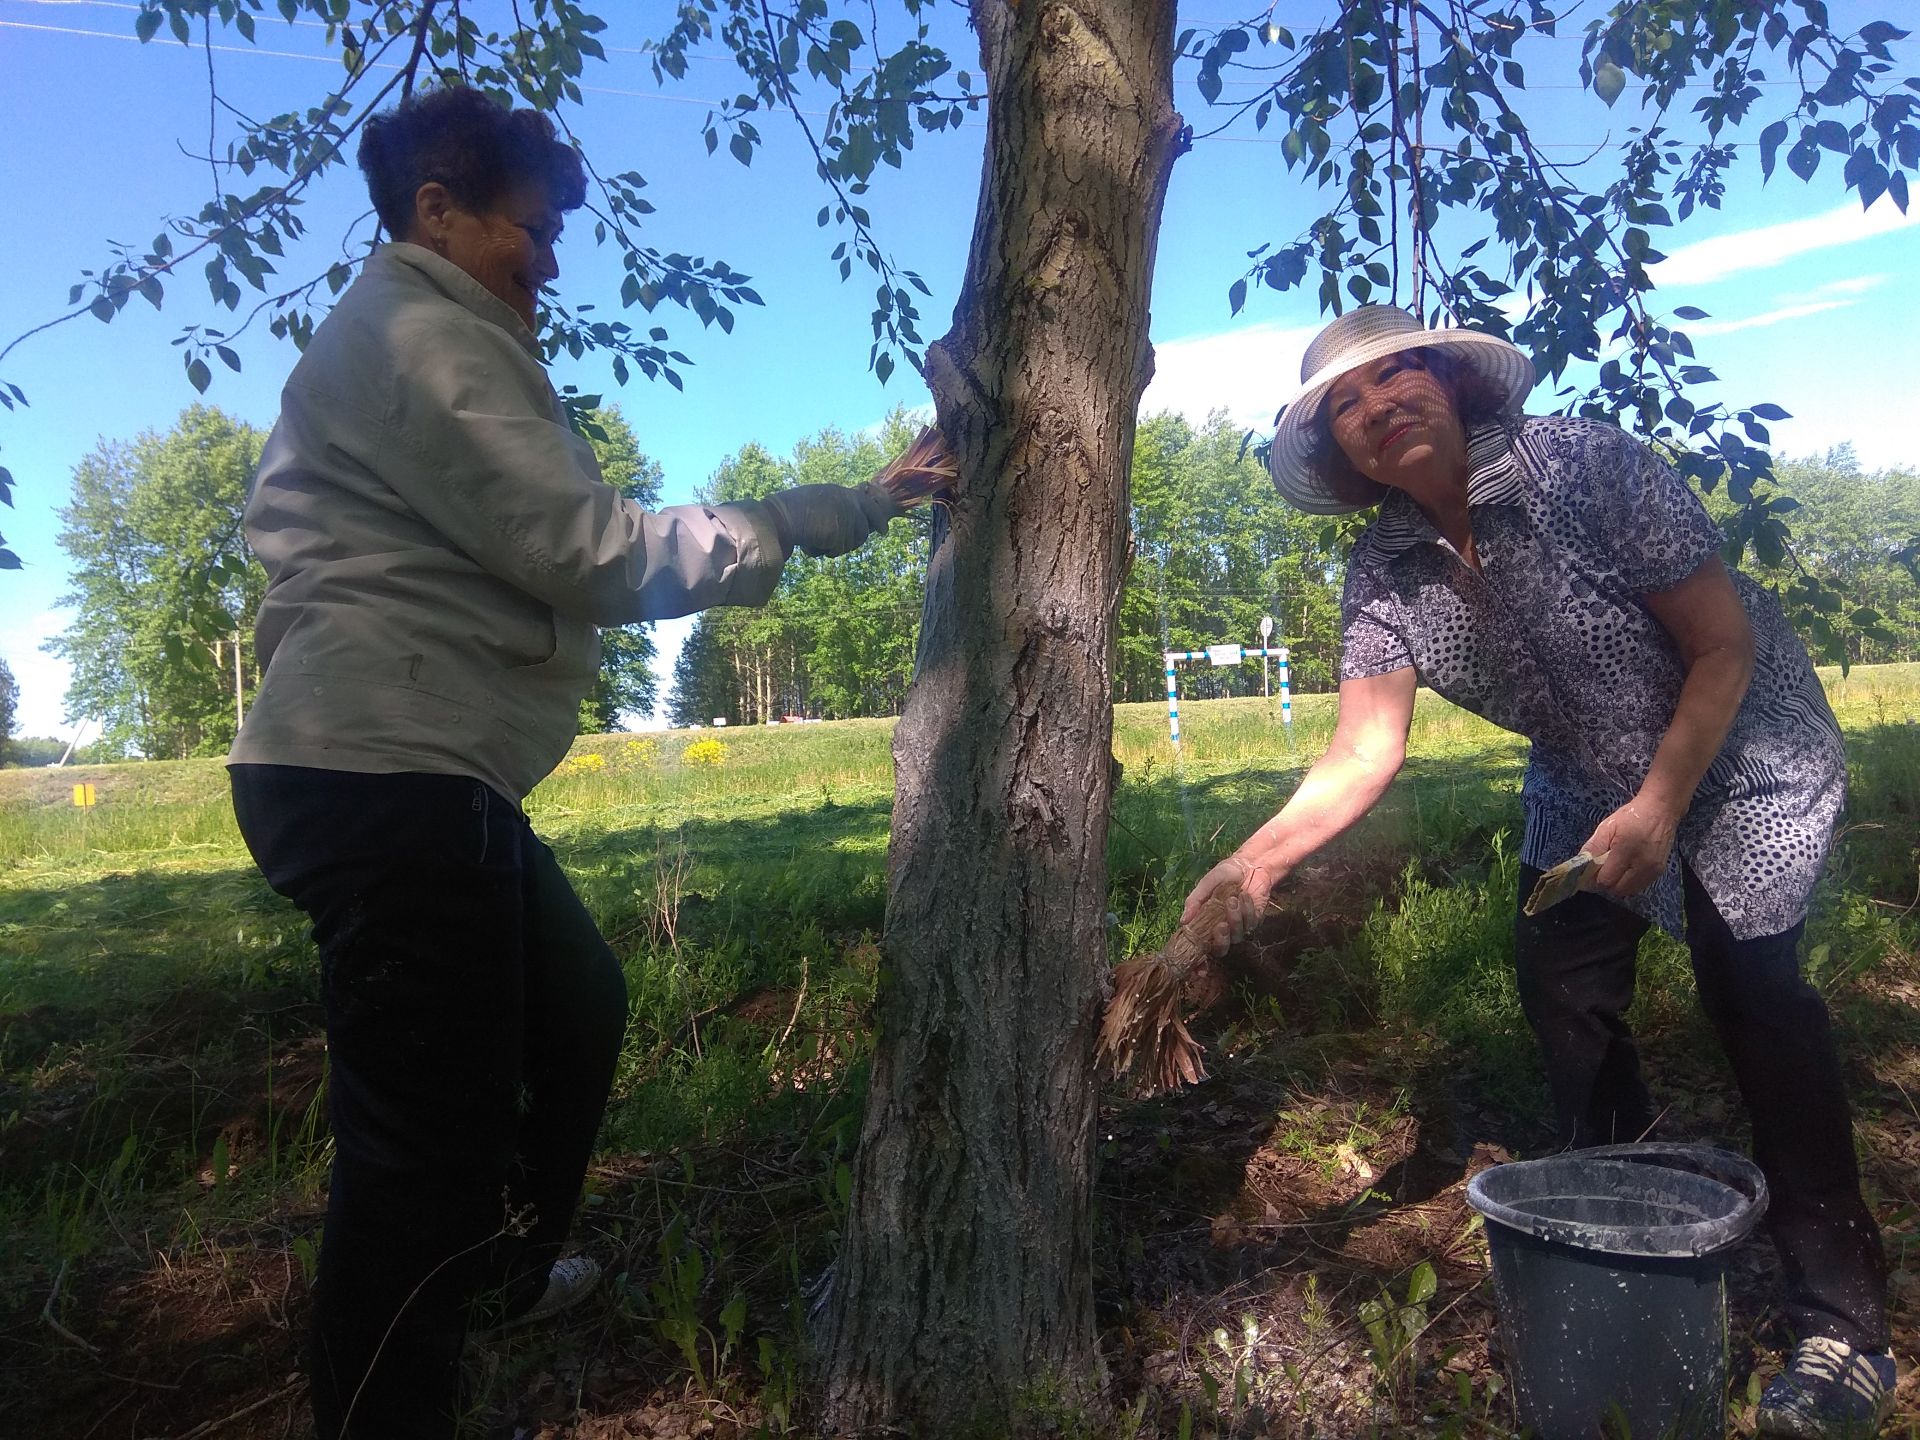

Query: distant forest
left=11, top=405, right=1916, bottom=761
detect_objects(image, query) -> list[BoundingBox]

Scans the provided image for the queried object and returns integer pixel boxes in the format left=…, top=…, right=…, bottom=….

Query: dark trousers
left=1514, top=863, right=1887, bottom=1351
left=230, top=765, right=628, bottom=1439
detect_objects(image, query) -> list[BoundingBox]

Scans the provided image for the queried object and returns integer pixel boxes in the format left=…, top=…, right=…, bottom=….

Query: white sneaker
left=477, top=1254, right=601, bottom=1335
left=1756, top=1336, right=1898, bottom=1439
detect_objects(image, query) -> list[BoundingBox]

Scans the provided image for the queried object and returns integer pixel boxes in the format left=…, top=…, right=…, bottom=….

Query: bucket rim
left=1465, top=1142, right=1769, bottom=1260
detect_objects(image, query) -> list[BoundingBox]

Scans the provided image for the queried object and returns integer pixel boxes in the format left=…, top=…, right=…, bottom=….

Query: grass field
left=2, top=668, right=1918, bottom=1436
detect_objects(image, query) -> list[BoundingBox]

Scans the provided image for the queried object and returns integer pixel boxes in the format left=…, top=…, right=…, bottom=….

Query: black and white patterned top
left=1339, top=414, right=1845, bottom=940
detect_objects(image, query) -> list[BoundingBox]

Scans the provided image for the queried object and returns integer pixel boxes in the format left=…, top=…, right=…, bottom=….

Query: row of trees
left=0, top=657, right=15, bottom=762
left=42, top=409, right=1920, bottom=758
left=669, top=414, right=931, bottom=728
left=668, top=422, right=1920, bottom=724
left=670, top=406, right=1348, bottom=727
left=50, top=406, right=265, bottom=761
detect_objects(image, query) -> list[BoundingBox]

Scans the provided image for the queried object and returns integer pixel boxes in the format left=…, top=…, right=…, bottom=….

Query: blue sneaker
left=1756, top=1336, right=1897, bottom=1439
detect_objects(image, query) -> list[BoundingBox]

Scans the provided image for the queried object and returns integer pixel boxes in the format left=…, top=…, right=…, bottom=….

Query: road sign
left=71, top=783, right=97, bottom=808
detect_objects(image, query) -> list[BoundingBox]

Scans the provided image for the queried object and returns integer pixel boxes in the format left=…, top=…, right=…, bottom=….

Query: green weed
left=1358, top=1259, right=1438, bottom=1406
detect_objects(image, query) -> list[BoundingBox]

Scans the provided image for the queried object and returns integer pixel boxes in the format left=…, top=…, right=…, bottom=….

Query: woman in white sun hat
left=1181, top=304, right=1893, bottom=1438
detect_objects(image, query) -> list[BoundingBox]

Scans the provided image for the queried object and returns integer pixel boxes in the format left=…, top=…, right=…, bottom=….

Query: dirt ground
left=4, top=907, right=1917, bottom=1439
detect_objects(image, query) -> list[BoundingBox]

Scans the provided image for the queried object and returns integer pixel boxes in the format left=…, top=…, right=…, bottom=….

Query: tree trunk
left=819, top=3, right=1180, bottom=1432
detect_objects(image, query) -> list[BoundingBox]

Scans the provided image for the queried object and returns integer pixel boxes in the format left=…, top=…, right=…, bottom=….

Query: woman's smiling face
left=1325, top=349, right=1468, bottom=490
left=421, top=177, right=563, bottom=332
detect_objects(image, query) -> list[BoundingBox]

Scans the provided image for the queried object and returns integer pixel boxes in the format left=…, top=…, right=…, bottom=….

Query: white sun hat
left=1266, top=305, right=1536, bottom=514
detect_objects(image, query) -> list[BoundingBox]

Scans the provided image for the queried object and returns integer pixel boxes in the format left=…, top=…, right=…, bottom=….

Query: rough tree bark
left=819, top=2, right=1181, bottom=1433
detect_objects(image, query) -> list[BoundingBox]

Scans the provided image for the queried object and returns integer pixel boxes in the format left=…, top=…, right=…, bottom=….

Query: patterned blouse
left=1339, top=414, right=1845, bottom=940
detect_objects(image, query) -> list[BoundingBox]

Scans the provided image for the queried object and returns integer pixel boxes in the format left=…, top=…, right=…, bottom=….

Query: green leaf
left=135, top=7, right=162, bottom=43
left=187, top=357, right=212, bottom=393
left=1197, top=61, right=1222, bottom=106
left=1787, top=135, right=1820, bottom=181
left=1407, top=1260, right=1438, bottom=1305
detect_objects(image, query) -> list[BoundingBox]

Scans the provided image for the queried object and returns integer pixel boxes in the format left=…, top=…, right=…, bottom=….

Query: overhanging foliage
left=5, top=1, right=1917, bottom=663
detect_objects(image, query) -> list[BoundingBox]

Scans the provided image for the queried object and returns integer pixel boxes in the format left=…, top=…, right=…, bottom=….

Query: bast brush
left=1095, top=882, right=1246, bottom=1097
left=871, top=423, right=959, bottom=508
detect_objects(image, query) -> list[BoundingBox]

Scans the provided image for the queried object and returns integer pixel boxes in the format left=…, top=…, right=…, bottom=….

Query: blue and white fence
left=1162, top=643, right=1290, bottom=746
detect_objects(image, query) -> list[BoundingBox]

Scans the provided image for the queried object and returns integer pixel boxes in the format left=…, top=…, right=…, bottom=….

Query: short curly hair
left=1304, top=346, right=1515, bottom=508
left=357, top=86, right=588, bottom=239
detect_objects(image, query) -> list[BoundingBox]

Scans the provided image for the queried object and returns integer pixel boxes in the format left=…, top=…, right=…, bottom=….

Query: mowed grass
left=1, top=666, right=1917, bottom=1433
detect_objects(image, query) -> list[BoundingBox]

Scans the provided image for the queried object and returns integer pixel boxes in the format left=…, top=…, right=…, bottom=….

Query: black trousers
left=230, top=765, right=628, bottom=1439
left=1514, top=863, right=1887, bottom=1351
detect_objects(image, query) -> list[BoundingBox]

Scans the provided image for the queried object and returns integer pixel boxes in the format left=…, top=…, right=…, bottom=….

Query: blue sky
left=2, top=0, right=1916, bottom=740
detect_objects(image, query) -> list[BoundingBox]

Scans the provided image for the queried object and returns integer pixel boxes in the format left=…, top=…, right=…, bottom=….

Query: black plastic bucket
left=1465, top=1143, right=1768, bottom=1440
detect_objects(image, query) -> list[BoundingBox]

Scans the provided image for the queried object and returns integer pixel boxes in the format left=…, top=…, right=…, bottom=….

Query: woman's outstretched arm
left=1181, top=664, right=1418, bottom=955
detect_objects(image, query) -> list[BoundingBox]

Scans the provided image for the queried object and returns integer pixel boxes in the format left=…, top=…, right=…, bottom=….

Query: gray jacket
left=229, top=243, right=787, bottom=800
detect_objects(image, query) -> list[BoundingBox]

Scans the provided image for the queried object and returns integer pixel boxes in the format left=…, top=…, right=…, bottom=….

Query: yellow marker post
left=70, top=780, right=97, bottom=858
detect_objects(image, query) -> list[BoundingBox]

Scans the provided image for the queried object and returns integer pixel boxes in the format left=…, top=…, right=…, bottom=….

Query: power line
left=2, top=15, right=344, bottom=64
left=11, top=0, right=1890, bottom=96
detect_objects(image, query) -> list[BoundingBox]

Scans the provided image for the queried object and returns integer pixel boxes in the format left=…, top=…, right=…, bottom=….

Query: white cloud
left=0, top=608, right=78, bottom=740
left=1662, top=273, right=1888, bottom=337
left=1651, top=198, right=1918, bottom=289
left=1683, top=298, right=1857, bottom=338
left=1140, top=319, right=1323, bottom=433
left=1797, top=274, right=1888, bottom=301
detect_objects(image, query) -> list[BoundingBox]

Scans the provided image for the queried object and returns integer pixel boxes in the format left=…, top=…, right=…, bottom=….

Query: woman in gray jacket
left=227, top=87, right=905, bottom=1439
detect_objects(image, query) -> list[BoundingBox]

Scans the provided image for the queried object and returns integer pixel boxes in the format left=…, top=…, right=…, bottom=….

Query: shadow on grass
left=2, top=720, right=1914, bottom=1437
left=1081, top=722, right=1920, bottom=1433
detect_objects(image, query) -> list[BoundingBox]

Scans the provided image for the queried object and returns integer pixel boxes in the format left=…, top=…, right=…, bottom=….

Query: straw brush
left=1095, top=882, right=1248, bottom=1097
left=872, top=423, right=959, bottom=508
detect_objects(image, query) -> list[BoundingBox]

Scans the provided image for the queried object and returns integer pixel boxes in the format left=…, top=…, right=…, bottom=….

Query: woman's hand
left=1180, top=852, right=1280, bottom=957
left=1581, top=799, right=1681, bottom=898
